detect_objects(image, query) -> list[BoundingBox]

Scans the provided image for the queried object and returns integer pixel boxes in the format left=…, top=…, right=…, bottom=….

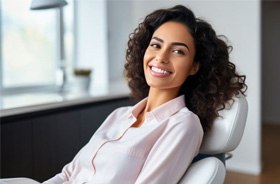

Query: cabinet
left=1, top=97, right=134, bottom=182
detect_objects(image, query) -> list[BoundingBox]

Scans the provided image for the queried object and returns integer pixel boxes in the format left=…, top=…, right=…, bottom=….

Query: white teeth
left=151, top=66, right=170, bottom=74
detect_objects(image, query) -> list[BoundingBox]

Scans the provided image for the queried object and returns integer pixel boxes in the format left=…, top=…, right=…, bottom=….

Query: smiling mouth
left=150, top=66, right=172, bottom=77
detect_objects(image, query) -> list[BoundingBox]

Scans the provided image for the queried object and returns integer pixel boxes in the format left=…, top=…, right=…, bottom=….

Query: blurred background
left=0, top=0, right=279, bottom=183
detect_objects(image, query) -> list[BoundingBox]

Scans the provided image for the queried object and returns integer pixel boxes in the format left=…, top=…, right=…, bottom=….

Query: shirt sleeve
left=135, top=113, right=203, bottom=184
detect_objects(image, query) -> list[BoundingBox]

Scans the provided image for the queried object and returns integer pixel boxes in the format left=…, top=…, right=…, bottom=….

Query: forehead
left=152, top=21, right=195, bottom=48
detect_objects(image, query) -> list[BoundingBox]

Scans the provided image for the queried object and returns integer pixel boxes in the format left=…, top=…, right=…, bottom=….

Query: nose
left=155, top=50, right=169, bottom=63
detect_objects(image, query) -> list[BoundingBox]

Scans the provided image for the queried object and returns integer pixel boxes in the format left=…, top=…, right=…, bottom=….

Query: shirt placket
left=90, top=114, right=136, bottom=174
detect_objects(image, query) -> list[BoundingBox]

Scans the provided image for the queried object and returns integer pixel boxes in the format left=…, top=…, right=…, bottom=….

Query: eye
left=150, top=43, right=161, bottom=49
left=172, top=49, right=185, bottom=55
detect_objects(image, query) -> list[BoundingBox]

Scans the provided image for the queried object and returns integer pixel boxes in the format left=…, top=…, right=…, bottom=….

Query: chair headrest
left=200, top=95, right=248, bottom=154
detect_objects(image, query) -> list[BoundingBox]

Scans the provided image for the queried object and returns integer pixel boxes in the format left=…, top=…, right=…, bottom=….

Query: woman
left=44, top=5, right=246, bottom=184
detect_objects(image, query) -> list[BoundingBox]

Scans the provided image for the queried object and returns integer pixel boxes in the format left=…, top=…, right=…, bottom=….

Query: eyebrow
left=152, top=36, right=190, bottom=51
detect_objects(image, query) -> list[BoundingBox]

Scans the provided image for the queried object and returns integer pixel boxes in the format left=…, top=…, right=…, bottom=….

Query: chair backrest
left=179, top=95, right=248, bottom=184
left=200, top=95, right=248, bottom=154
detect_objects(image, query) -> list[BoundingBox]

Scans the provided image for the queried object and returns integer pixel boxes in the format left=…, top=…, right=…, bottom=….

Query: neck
left=144, top=87, right=179, bottom=113
left=132, top=87, right=180, bottom=128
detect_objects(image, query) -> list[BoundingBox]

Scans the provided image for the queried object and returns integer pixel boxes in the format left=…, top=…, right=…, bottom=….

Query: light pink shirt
left=44, top=95, right=203, bottom=184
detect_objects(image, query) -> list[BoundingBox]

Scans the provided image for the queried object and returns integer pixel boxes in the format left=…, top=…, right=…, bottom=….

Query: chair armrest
left=0, top=178, right=40, bottom=184
left=179, top=157, right=226, bottom=184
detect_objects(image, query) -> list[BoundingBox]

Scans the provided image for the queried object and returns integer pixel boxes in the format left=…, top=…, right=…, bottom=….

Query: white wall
left=262, top=1, right=280, bottom=124
left=129, top=0, right=262, bottom=174
left=75, top=0, right=109, bottom=91
left=107, top=0, right=134, bottom=82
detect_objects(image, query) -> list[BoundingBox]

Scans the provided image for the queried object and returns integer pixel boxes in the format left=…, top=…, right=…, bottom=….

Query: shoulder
left=159, top=107, right=203, bottom=151
left=171, top=107, right=200, bottom=125
left=169, top=107, right=203, bottom=135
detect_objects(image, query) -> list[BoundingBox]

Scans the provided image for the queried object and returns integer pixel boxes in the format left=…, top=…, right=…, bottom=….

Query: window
left=0, top=0, right=74, bottom=93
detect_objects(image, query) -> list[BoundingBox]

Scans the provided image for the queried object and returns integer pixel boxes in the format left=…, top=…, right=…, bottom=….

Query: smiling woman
left=40, top=5, right=247, bottom=184
left=125, top=5, right=247, bottom=132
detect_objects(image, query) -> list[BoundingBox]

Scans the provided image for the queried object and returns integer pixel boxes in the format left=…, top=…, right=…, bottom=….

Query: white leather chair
left=179, top=95, right=248, bottom=184
left=0, top=96, right=248, bottom=184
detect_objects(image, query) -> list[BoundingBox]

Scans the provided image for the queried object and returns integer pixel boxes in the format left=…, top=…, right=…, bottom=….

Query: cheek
left=143, top=50, right=152, bottom=69
left=143, top=49, right=151, bottom=61
left=175, top=61, right=194, bottom=78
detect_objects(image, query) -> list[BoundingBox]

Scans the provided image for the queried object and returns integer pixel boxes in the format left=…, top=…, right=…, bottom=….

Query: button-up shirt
left=44, top=95, right=203, bottom=184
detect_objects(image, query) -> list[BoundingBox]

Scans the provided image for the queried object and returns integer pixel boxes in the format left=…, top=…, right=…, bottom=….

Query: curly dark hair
left=124, top=5, right=247, bottom=132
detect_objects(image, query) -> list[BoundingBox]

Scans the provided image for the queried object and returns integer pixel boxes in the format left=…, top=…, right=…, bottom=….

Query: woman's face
left=143, top=21, right=199, bottom=94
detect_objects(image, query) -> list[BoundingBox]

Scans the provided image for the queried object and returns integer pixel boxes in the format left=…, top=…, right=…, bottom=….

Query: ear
left=190, top=63, right=200, bottom=75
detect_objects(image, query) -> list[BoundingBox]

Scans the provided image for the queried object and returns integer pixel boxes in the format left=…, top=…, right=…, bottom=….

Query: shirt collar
left=130, top=95, right=186, bottom=124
